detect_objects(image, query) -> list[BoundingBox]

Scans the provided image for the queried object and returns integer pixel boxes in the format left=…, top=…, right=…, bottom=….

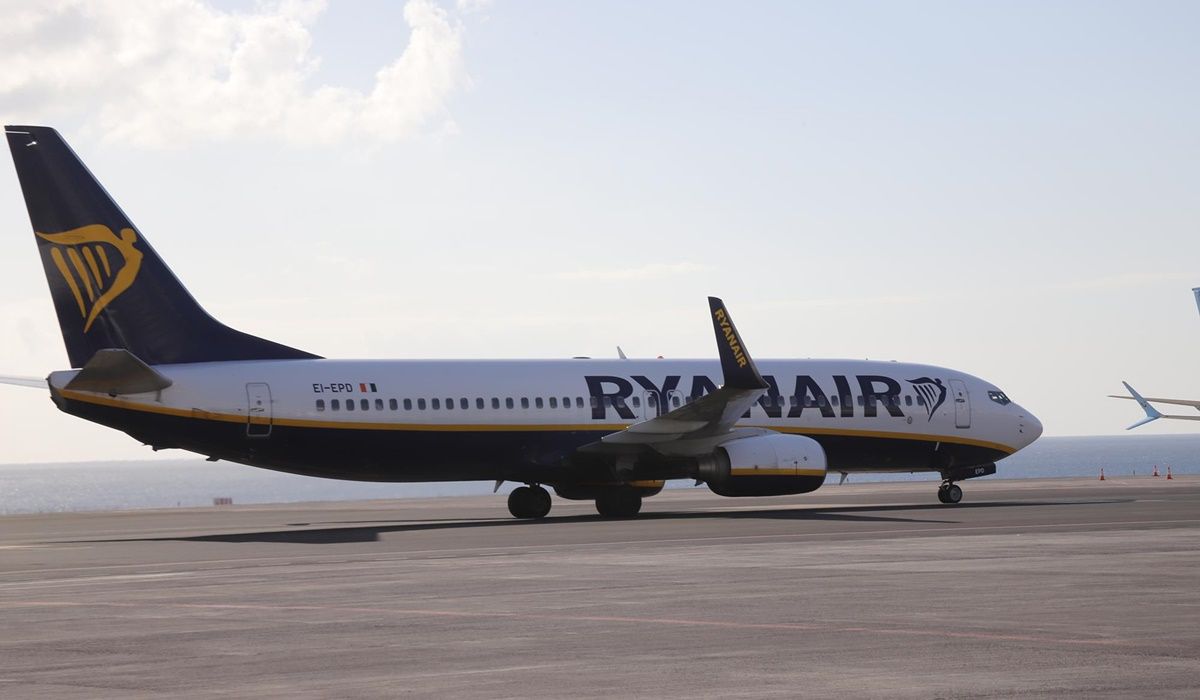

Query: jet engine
left=697, top=433, right=827, bottom=497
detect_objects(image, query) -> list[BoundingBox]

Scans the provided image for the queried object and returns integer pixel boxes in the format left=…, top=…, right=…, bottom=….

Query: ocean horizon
left=1, top=433, right=1197, bottom=515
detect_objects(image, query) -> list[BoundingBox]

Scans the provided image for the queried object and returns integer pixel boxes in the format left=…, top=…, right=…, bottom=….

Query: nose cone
left=1018, top=406, right=1043, bottom=447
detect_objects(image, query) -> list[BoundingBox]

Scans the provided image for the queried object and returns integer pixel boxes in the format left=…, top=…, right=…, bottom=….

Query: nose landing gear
left=937, top=481, right=963, bottom=504
left=507, top=484, right=552, bottom=519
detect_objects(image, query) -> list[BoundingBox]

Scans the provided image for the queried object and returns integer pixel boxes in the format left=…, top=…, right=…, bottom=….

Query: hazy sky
left=1, top=1, right=1198, bottom=462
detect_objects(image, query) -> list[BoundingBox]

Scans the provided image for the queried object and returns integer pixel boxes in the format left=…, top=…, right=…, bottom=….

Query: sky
left=1, top=0, right=1198, bottom=462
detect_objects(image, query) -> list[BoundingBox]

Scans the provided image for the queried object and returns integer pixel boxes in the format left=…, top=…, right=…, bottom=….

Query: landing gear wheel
left=937, top=482, right=963, bottom=504
left=595, top=491, right=643, bottom=518
left=507, top=485, right=552, bottom=519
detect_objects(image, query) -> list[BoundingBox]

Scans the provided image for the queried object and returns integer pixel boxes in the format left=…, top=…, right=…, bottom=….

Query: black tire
left=595, top=491, right=642, bottom=518
left=937, top=487, right=949, bottom=504
left=529, top=485, right=552, bottom=519
left=508, top=485, right=552, bottom=519
left=945, top=483, right=963, bottom=504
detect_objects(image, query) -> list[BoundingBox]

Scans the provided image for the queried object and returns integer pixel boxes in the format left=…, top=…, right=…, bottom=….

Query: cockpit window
left=988, top=390, right=1011, bottom=406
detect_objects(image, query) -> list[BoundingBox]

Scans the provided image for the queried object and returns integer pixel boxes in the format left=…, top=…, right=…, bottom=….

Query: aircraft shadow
left=62, top=498, right=1131, bottom=546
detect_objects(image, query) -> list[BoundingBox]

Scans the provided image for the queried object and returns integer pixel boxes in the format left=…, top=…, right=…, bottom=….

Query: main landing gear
left=508, top=484, right=552, bottom=519
left=595, top=490, right=642, bottom=518
left=937, top=481, right=963, bottom=505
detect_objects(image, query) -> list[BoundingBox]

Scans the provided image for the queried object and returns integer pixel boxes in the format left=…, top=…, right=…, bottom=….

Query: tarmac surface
left=1, top=476, right=1198, bottom=699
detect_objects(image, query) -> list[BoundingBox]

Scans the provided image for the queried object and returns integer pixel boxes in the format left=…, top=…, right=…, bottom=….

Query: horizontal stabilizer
left=65, top=348, right=172, bottom=395
left=0, top=374, right=46, bottom=389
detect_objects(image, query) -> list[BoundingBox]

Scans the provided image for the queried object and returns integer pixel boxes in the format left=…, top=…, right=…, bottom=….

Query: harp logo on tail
left=907, top=377, right=947, bottom=421
left=36, top=224, right=144, bottom=332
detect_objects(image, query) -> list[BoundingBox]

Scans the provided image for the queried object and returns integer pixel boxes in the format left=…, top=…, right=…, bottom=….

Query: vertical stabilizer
left=5, top=126, right=319, bottom=367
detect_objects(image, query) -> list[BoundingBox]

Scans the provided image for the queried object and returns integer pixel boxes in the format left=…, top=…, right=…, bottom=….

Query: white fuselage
left=50, top=357, right=1041, bottom=483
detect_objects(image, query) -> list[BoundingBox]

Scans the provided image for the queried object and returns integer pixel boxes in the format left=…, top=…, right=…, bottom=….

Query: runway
left=2, top=476, right=1198, bottom=698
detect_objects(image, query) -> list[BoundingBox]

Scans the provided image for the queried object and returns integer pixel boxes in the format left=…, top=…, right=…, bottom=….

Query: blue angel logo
left=907, top=377, right=946, bottom=421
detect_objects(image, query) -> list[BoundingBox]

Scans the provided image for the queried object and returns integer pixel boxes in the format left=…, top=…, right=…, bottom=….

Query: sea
left=1, top=434, right=1197, bottom=515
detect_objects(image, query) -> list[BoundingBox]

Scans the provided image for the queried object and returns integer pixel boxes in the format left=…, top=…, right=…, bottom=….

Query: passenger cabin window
left=830, top=396, right=839, bottom=406
left=492, top=398, right=500, bottom=409
left=631, top=396, right=640, bottom=408
left=346, top=399, right=355, bottom=411
left=361, top=399, right=369, bottom=410
left=404, top=399, right=412, bottom=410
left=389, top=399, right=398, bottom=410
left=905, top=396, right=913, bottom=406
left=521, top=397, right=530, bottom=409
left=445, top=398, right=453, bottom=410
left=535, top=397, right=544, bottom=409
left=563, top=397, right=571, bottom=409
left=331, top=399, right=340, bottom=411
left=506, top=398, right=514, bottom=409
left=856, top=396, right=864, bottom=407
left=476, top=398, right=485, bottom=409
left=549, top=397, right=557, bottom=408
left=375, top=399, right=384, bottom=411
left=316, top=399, right=325, bottom=412
left=576, top=397, right=584, bottom=408
left=418, top=398, right=427, bottom=410
left=460, top=398, right=468, bottom=409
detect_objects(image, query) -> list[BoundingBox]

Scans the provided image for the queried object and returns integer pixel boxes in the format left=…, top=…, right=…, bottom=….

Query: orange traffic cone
left=1166, top=466, right=1173, bottom=480
left=1099, top=468, right=1106, bottom=481
left=1153, top=464, right=1160, bottom=477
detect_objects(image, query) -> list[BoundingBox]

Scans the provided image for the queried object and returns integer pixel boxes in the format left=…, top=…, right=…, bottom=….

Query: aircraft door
left=643, top=391, right=661, bottom=420
left=950, top=379, right=970, bottom=429
left=246, top=382, right=272, bottom=437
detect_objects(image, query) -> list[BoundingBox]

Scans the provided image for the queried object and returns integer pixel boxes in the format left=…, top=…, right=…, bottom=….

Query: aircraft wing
left=0, top=374, right=47, bottom=389
left=1110, top=381, right=1200, bottom=430
left=582, top=297, right=769, bottom=454
left=1109, top=395, right=1200, bottom=409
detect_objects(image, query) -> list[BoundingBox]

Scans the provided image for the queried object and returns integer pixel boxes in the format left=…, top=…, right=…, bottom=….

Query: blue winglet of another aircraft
left=1122, top=381, right=1163, bottom=430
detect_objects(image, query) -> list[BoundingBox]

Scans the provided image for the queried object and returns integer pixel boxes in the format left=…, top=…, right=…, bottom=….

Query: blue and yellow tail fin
left=5, top=126, right=318, bottom=367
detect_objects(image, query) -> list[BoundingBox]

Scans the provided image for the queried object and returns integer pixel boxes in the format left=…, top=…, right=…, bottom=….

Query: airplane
left=1112, top=288, right=1200, bottom=429
left=0, top=125, right=1043, bottom=518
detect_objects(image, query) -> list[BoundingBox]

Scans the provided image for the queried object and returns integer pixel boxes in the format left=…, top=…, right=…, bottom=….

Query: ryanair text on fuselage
left=585, top=374, right=946, bottom=421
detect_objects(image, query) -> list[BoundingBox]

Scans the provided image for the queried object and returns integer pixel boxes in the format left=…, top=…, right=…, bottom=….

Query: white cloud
left=0, top=0, right=470, bottom=147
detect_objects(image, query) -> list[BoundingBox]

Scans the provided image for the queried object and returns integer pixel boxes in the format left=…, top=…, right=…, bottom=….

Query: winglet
left=1193, top=287, right=1199, bottom=318
left=1122, top=381, right=1162, bottom=430
left=707, top=297, right=768, bottom=390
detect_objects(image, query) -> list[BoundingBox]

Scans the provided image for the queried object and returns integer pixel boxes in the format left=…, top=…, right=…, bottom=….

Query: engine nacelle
left=698, top=434, right=827, bottom=497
